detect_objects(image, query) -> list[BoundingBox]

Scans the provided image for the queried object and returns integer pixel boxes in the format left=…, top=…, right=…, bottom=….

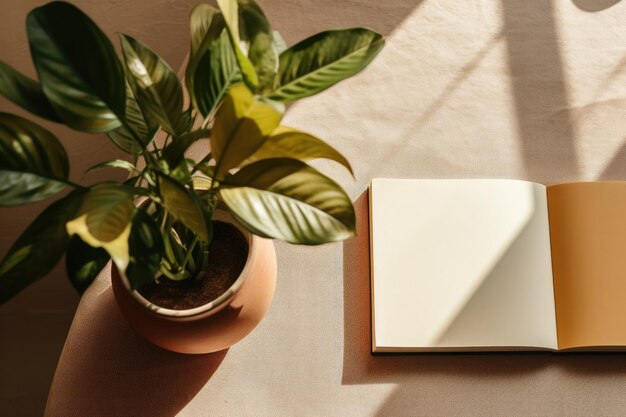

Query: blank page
left=548, top=182, right=626, bottom=350
left=369, top=179, right=557, bottom=352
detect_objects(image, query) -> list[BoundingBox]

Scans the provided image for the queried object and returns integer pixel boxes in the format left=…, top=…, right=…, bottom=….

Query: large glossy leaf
left=211, top=83, right=282, bottom=178
left=27, top=2, right=125, bottom=132
left=192, top=30, right=242, bottom=117
left=0, top=60, right=60, bottom=122
left=245, top=126, right=353, bottom=175
left=107, top=83, right=158, bottom=155
left=0, top=189, right=85, bottom=304
left=220, top=158, right=355, bottom=244
left=66, top=184, right=135, bottom=272
left=269, top=28, right=384, bottom=102
left=120, top=34, right=185, bottom=136
left=66, top=235, right=110, bottom=293
left=217, top=0, right=259, bottom=90
left=186, top=4, right=225, bottom=110
left=0, top=113, right=69, bottom=206
left=158, top=174, right=210, bottom=242
left=125, top=209, right=163, bottom=290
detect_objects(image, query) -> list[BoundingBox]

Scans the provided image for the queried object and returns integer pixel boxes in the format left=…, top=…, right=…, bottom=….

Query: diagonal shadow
left=45, top=277, right=227, bottom=417
left=342, top=190, right=550, bottom=386
left=501, top=0, right=579, bottom=183
left=416, top=31, right=504, bottom=127
left=434, top=185, right=552, bottom=347
left=598, top=137, right=626, bottom=179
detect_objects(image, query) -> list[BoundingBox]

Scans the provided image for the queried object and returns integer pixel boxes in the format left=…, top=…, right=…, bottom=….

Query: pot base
left=111, top=237, right=277, bottom=354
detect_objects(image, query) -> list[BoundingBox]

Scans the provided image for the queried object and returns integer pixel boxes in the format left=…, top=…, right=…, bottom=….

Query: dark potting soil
left=139, top=221, right=249, bottom=310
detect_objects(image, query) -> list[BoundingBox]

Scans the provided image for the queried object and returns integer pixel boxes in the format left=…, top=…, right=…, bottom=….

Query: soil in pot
left=138, top=221, right=249, bottom=310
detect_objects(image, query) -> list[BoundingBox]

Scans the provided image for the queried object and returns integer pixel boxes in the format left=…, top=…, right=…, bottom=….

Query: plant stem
left=180, top=235, right=199, bottom=271
left=191, top=153, right=212, bottom=175
left=61, top=178, right=86, bottom=190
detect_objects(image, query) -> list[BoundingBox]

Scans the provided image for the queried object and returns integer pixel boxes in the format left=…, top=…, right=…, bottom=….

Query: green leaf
left=192, top=173, right=213, bottom=190
left=192, top=30, right=242, bottom=117
left=27, top=1, right=125, bottom=132
left=164, top=129, right=211, bottom=167
left=220, top=158, right=355, bottom=244
left=236, top=0, right=277, bottom=91
left=0, top=189, right=85, bottom=304
left=269, top=28, right=384, bottom=102
left=125, top=209, right=163, bottom=290
left=0, top=112, right=69, bottom=206
left=158, top=174, right=210, bottom=242
left=212, top=83, right=282, bottom=178
left=186, top=4, right=226, bottom=110
left=107, top=83, right=158, bottom=155
left=66, top=184, right=135, bottom=272
left=0, top=60, right=61, bottom=122
left=245, top=126, right=353, bottom=175
left=169, top=158, right=192, bottom=184
left=120, top=34, right=185, bottom=136
left=66, top=235, right=110, bottom=294
left=86, top=159, right=137, bottom=174
left=189, top=4, right=221, bottom=56
left=217, top=0, right=259, bottom=90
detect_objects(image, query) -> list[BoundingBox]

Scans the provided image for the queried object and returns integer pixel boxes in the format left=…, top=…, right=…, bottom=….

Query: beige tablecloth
left=46, top=0, right=626, bottom=415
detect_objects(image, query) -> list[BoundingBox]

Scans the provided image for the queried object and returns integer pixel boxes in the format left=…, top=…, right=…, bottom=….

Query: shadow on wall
left=261, top=0, right=426, bottom=42
left=501, top=0, right=579, bottom=183
left=45, top=283, right=227, bottom=417
left=342, top=191, right=626, bottom=416
left=572, top=0, right=623, bottom=12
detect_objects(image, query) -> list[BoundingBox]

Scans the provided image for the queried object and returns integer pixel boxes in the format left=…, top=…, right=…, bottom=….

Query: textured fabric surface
left=46, top=0, right=626, bottom=415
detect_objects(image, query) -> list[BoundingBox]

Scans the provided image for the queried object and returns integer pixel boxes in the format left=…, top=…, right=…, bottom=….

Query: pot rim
left=117, top=210, right=257, bottom=321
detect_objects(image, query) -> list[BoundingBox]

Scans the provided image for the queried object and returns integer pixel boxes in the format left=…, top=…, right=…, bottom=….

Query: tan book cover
left=369, top=179, right=626, bottom=352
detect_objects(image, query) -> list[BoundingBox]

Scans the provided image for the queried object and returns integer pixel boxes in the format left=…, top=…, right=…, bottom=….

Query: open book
left=369, top=179, right=626, bottom=352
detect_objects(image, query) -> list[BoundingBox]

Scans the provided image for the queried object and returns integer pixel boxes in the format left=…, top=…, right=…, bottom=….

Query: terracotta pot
left=111, top=211, right=277, bottom=354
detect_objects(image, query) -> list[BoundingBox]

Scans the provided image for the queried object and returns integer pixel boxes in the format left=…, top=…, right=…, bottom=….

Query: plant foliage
left=0, top=0, right=384, bottom=302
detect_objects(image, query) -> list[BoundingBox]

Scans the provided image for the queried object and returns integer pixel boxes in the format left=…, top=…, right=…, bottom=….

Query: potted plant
left=0, top=0, right=384, bottom=353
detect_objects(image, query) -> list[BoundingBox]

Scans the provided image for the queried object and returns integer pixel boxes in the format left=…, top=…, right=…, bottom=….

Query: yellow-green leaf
left=245, top=126, right=353, bottom=175
left=211, top=83, right=282, bottom=178
left=220, top=158, right=355, bottom=244
left=158, top=174, right=210, bottom=242
left=66, top=184, right=135, bottom=272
